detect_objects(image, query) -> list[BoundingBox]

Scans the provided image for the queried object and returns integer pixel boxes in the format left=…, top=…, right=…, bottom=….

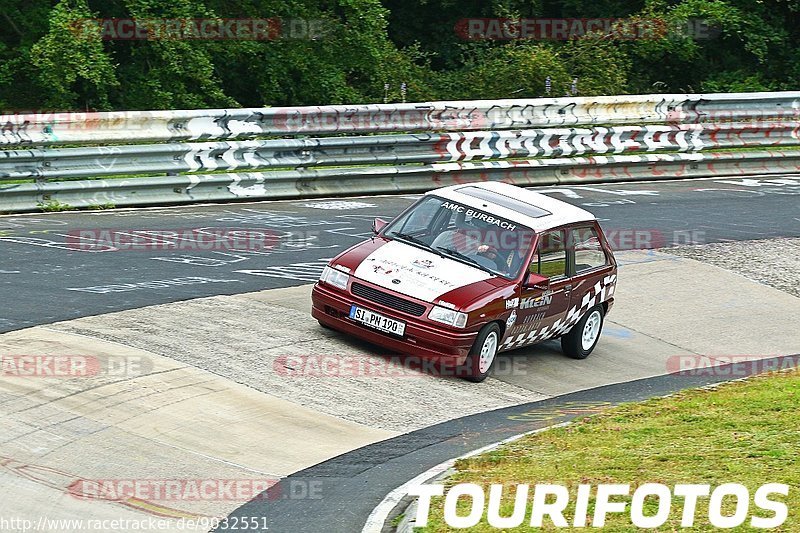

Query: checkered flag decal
left=501, top=274, right=617, bottom=350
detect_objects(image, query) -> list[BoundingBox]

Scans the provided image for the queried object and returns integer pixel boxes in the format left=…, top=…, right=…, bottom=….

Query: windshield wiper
left=435, top=246, right=494, bottom=274
left=390, top=231, right=434, bottom=251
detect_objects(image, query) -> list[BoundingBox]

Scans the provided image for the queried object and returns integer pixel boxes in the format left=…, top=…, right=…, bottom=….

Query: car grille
left=351, top=282, right=426, bottom=317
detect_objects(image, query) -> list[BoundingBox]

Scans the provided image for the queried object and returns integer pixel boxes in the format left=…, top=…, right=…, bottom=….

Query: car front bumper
left=311, top=281, right=478, bottom=366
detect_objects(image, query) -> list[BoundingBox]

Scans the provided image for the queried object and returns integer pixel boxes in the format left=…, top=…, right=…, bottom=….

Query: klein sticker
left=520, top=294, right=552, bottom=309
left=505, top=297, right=519, bottom=309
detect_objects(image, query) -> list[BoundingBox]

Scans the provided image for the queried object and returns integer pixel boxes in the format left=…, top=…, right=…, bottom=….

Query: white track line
left=361, top=422, right=569, bottom=533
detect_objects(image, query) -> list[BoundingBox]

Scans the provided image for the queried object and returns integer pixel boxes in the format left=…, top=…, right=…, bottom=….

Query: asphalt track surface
left=216, top=355, right=800, bottom=533
left=1, top=175, right=800, bottom=333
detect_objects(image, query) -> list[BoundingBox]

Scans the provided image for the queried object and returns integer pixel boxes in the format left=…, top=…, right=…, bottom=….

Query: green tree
left=1, top=0, right=798, bottom=111
left=562, top=32, right=631, bottom=95
left=438, top=44, right=571, bottom=100
left=109, top=0, right=237, bottom=109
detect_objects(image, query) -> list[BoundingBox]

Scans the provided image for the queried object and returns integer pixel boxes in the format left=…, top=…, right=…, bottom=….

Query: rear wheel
left=561, top=306, right=604, bottom=359
left=461, top=323, right=501, bottom=382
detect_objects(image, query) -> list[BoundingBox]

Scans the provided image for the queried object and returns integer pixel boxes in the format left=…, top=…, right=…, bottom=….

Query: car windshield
left=382, top=195, right=535, bottom=279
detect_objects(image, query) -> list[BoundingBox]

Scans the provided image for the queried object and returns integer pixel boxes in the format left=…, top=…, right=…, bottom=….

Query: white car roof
left=426, top=181, right=596, bottom=232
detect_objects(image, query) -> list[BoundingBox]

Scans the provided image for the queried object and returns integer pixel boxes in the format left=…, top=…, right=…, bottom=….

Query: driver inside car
left=501, top=230, right=536, bottom=278
left=430, top=212, right=499, bottom=270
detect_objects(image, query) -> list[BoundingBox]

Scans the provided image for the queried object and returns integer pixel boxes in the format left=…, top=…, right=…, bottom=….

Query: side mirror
left=372, top=218, right=388, bottom=234
left=523, top=272, right=550, bottom=291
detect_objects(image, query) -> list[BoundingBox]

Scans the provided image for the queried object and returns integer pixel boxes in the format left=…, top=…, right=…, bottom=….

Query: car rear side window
left=530, top=230, right=567, bottom=279
left=572, top=226, right=608, bottom=273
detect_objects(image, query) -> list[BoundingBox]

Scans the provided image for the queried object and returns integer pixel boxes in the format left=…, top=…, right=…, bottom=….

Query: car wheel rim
left=581, top=310, right=602, bottom=351
left=478, top=332, right=498, bottom=374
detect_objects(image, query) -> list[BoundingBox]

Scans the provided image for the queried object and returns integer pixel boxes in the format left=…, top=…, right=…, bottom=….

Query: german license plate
left=349, top=305, right=406, bottom=336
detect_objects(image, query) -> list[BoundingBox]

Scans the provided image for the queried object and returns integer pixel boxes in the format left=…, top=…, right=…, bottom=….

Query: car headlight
left=320, top=265, right=349, bottom=290
left=428, top=305, right=468, bottom=328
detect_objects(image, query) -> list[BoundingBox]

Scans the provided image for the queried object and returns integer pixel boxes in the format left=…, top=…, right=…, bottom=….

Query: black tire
left=318, top=320, right=334, bottom=331
left=460, top=323, right=501, bottom=383
left=561, top=305, right=605, bottom=360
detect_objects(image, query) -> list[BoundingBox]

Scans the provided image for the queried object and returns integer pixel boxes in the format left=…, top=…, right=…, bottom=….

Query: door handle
left=564, top=284, right=573, bottom=292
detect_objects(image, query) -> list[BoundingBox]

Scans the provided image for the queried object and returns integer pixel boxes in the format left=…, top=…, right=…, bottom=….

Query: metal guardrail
left=2, top=149, right=799, bottom=213
left=2, top=92, right=798, bottom=146
left=2, top=122, right=798, bottom=182
left=0, top=92, right=798, bottom=212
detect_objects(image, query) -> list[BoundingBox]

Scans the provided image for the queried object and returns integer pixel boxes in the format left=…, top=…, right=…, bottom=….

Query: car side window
left=529, top=230, right=567, bottom=279
left=571, top=226, right=608, bottom=273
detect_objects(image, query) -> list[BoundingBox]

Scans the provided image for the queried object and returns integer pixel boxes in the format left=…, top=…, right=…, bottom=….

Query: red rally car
left=311, top=182, right=618, bottom=382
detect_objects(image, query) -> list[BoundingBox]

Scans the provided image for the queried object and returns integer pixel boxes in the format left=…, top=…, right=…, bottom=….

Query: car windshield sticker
left=440, top=201, right=517, bottom=231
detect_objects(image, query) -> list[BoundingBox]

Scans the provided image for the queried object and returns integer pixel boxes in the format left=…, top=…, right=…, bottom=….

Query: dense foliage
left=0, top=0, right=797, bottom=110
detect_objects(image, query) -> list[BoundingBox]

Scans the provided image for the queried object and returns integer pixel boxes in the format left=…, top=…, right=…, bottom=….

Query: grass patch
left=36, top=199, right=77, bottom=212
left=418, top=370, right=800, bottom=531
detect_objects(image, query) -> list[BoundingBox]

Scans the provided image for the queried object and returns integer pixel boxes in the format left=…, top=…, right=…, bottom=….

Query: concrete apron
left=0, top=250, right=797, bottom=527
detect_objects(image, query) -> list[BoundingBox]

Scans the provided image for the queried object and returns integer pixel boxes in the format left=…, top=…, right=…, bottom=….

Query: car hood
left=344, top=239, right=498, bottom=304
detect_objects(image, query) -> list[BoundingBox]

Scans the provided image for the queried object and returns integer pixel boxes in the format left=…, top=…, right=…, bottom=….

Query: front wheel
left=461, top=323, right=501, bottom=383
left=561, top=306, right=604, bottom=360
